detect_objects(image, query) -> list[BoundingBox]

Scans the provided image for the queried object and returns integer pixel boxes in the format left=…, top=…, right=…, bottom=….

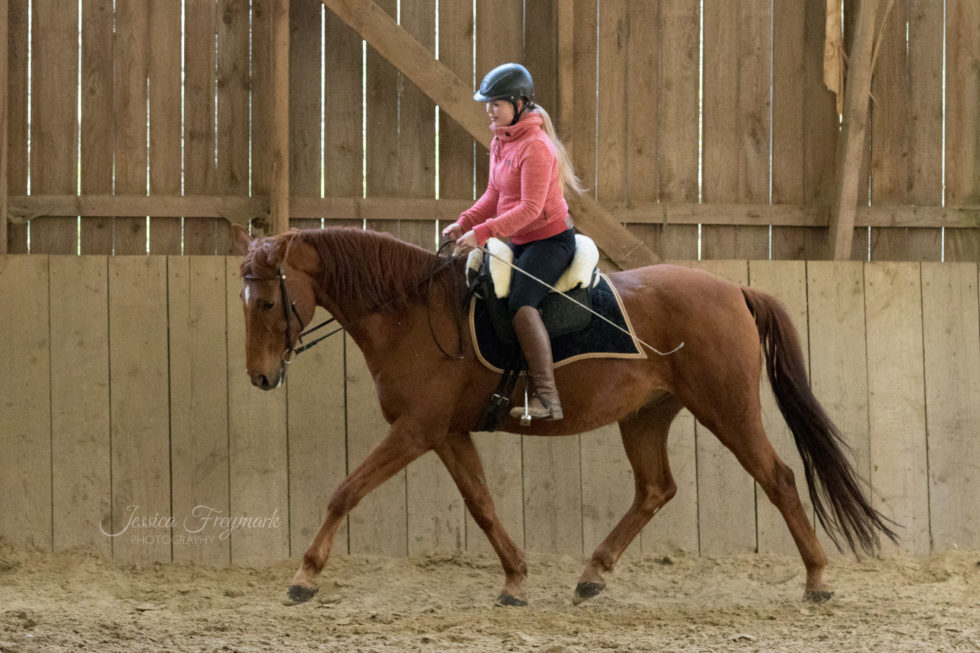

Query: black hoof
left=284, top=585, right=318, bottom=605
left=495, top=593, right=528, bottom=607
left=572, top=581, right=606, bottom=605
left=804, top=589, right=834, bottom=604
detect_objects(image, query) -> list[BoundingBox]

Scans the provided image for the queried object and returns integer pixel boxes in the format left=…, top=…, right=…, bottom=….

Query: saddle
left=466, top=235, right=601, bottom=431
left=465, top=234, right=600, bottom=346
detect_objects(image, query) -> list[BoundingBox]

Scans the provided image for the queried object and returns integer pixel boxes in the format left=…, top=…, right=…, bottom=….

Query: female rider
left=442, top=63, right=584, bottom=422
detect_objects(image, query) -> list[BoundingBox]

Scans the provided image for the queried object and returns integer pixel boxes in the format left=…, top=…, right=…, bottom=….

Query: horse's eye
left=261, top=300, right=275, bottom=312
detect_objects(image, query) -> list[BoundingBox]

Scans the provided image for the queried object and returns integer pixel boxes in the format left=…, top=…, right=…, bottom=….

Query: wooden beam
left=829, top=0, right=881, bottom=259
left=1, top=0, right=8, bottom=255
left=270, top=0, right=290, bottom=234
left=320, top=0, right=661, bottom=269
left=11, top=194, right=980, bottom=229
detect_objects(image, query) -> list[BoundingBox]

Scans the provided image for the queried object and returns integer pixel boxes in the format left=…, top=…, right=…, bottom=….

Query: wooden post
left=0, top=0, right=7, bottom=255
left=321, top=0, right=661, bottom=269
left=271, top=0, right=290, bottom=234
left=828, top=0, right=881, bottom=260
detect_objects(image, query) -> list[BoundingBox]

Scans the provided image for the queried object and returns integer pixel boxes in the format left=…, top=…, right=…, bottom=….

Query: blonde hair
left=531, top=105, right=586, bottom=196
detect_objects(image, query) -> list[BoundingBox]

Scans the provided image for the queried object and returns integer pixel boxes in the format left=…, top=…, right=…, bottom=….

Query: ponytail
left=531, top=105, right=586, bottom=196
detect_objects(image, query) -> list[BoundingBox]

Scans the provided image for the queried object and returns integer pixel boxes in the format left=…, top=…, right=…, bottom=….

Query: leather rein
left=241, top=239, right=462, bottom=363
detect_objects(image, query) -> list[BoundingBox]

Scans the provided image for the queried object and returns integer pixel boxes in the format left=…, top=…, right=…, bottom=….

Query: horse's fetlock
left=302, top=552, right=325, bottom=575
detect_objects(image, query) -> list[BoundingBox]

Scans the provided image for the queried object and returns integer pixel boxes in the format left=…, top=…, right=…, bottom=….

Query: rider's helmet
left=474, top=63, right=535, bottom=124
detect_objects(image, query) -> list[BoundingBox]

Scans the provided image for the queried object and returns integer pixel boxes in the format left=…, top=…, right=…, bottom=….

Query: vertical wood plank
left=5, top=0, right=29, bottom=254
left=216, top=0, right=251, bottom=253
left=640, top=409, right=700, bottom=554
left=438, top=0, right=476, bottom=206
left=522, top=436, right=582, bottom=556
left=523, top=0, right=556, bottom=113
left=225, top=257, right=290, bottom=565
left=394, top=0, right=436, bottom=248
left=250, top=0, right=275, bottom=234
left=658, top=0, right=699, bottom=204
left=864, top=262, right=929, bottom=554
left=625, top=0, right=659, bottom=207
left=114, top=0, right=150, bottom=254
left=148, top=0, right=184, bottom=253
left=50, top=256, right=110, bottom=556
left=183, top=0, right=220, bottom=255
left=0, top=0, right=8, bottom=256
left=363, top=0, right=399, bottom=238
left=595, top=0, right=628, bottom=205
left=770, top=0, right=805, bottom=207
left=945, top=1, right=980, bottom=207
left=0, top=256, right=52, bottom=549
left=30, top=0, right=78, bottom=254
left=289, top=0, right=322, bottom=210
left=921, top=263, right=980, bottom=551
left=702, top=0, right=771, bottom=259
left=806, top=261, right=872, bottom=554
left=286, top=308, right=349, bottom=556
left=108, top=256, right=171, bottom=564
left=691, top=260, right=755, bottom=554
left=749, top=260, right=811, bottom=556
left=168, top=256, right=231, bottom=565
left=80, top=0, right=116, bottom=254
left=345, top=339, right=407, bottom=556
left=570, top=0, right=597, bottom=193
left=470, top=0, right=522, bottom=203
left=907, top=0, right=944, bottom=207
left=323, top=6, right=363, bottom=204
left=467, top=432, right=525, bottom=554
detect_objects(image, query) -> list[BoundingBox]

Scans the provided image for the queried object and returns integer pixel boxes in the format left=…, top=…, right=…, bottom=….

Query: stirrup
left=510, top=386, right=563, bottom=425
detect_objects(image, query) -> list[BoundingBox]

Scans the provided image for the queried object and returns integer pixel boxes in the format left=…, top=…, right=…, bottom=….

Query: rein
left=243, top=234, right=464, bottom=361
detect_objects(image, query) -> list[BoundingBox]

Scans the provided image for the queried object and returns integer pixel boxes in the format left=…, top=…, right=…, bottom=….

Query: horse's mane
left=241, top=227, right=464, bottom=313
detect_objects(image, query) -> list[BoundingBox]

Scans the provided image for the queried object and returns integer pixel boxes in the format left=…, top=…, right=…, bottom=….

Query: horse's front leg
left=433, top=430, right=528, bottom=606
left=287, top=421, right=431, bottom=604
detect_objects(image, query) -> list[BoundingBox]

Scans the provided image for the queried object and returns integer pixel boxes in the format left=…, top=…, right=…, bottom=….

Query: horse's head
left=232, top=224, right=317, bottom=391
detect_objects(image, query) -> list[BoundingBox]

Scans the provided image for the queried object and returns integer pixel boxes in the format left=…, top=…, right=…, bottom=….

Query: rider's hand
left=441, top=223, right=462, bottom=241
left=455, top=230, right=480, bottom=252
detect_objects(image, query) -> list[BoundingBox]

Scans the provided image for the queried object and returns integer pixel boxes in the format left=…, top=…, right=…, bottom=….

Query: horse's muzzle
left=250, top=362, right=285, bottom=391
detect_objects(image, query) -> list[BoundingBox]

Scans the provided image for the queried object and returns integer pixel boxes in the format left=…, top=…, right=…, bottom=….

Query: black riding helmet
left=474, top=63, right=535, bottom=125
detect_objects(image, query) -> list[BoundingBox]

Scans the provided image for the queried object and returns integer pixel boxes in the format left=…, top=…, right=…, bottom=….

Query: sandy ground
left=1, top=539, right=978, bottom=652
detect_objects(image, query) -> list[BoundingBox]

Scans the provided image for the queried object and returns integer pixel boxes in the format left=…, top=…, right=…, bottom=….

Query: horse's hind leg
left=703, top=412, right=832, bottom=602
left=574, top=398, right=682, bottom=605
left=433, top=430, right=528, bottom=606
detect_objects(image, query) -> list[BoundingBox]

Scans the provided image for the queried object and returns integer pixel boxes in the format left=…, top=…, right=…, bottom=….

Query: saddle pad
left=466, top=234, right=600, bottom=298
left=469, top=273, right=647, bottom=373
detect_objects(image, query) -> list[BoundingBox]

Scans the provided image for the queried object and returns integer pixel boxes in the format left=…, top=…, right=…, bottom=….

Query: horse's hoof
left=572, top=581, right=606, bottom=605
left=494, top=593, right=528, bottom=607
left=284, top=584, right=318, bottom=605
left=804, top=589, right=834, bottom=604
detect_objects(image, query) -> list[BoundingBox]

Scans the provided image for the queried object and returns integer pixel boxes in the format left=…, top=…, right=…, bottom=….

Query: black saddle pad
left=469, top=274, right=646, bottom=373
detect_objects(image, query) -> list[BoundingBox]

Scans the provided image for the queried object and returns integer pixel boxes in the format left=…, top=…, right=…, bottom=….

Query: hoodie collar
left=491, top=111, right=543, bottom=142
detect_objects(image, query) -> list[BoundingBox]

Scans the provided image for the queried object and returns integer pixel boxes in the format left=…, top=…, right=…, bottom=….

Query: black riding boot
left=509, top=305, right=563, bottom=421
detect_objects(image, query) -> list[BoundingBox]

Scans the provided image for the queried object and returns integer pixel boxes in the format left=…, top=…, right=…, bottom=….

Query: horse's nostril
left=252, top=373, right=270, bottom=389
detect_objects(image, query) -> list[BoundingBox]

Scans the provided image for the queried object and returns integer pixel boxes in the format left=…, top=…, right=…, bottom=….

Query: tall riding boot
left=509, top=306, right=564, bottom=421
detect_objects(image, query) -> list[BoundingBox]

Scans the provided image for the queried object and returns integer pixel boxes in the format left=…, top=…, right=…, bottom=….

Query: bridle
left=243, top=245, right=342, bottom=364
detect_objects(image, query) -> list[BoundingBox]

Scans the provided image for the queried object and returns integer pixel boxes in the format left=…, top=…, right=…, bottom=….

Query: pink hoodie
left=456, top=111, right=570, bottom=246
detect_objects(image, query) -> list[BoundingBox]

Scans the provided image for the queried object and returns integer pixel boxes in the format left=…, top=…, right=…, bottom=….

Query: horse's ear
left=230, top=223, right=252, bottom=256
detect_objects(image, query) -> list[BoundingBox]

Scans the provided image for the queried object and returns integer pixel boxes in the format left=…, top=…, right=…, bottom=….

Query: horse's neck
left=306, top=230, right=450, bottom=326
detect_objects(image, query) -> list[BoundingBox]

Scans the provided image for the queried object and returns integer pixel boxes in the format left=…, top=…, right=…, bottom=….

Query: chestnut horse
left=231, top=224, right=896, bottom=607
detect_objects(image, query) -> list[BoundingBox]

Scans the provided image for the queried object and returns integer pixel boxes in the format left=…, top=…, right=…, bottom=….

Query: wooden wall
left=4, top=0, right=979, bottom=259
left=1, top=256, right=978, bottom=565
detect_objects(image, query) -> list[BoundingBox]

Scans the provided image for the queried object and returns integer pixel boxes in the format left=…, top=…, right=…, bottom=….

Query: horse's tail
left=741, top=287, right=899, bottom=556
